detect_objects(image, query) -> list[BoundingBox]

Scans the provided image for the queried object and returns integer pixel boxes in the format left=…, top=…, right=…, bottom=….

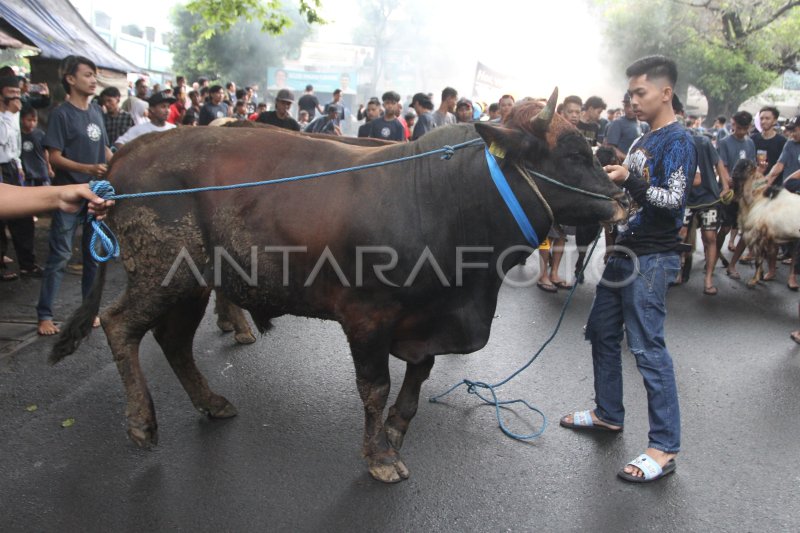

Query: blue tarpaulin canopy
left=0, top=0, right=138, bottom=73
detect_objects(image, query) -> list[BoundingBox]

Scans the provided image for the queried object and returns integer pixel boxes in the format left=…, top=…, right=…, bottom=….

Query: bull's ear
left=474, top=122, right=527, bottom=156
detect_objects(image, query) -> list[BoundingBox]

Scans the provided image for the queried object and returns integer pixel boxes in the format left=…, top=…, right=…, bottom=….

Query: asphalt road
left=1, top=243, right=799, bottom=532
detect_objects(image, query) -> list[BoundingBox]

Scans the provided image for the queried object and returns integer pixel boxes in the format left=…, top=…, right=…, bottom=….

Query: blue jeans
left=36, top=210, right=98, bottom=321
left=584, top=252, right=681, bottom=453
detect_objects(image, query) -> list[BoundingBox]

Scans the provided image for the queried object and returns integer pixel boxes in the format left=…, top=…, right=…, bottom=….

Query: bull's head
left=474, top=88, right=629, bottom=226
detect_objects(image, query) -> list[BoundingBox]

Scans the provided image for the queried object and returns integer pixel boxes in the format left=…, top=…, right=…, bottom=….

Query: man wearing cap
left=305, top=105, right=342, bottom=135
left=767, top=115, right=800, bottom=190
left=114, top=91, right=177, bottom=148
left=256, top=89, right=301, bottom=131
left=410, top=93, right=436, bottom=140
left=604, top=92, right=648, bottom=161
left=455, top=98, right=474, bottom=123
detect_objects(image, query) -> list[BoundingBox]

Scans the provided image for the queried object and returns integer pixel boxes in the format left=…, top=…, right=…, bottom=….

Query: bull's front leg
left=348, top=334, right=409, bottom=483
left=384, top=357, right=435, bottom=451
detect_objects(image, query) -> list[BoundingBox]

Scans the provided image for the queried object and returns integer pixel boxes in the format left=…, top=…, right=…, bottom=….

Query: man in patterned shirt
left=100, top=86, right=133, bottom=147
left=560, top=55, right=697, bottom=484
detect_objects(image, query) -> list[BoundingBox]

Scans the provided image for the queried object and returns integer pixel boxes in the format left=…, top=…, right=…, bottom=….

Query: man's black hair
left=716, top=115, right=727, bottom=124
left=197, top=76, right=208, bottom=84
left=441, top=86, right=457, bottom=100
left=732, top=110, right=753, bottom=127
left=333, top=88, right=342, bottom=95
left=382, top=91, right=400, bottom=103
left=671, top=93, right=684, bottom=114
left=209, top=85, right=223, bottom=94
left=0, top=75, right=20, bottom=92
left=235, top=88, right=246, bottom=100
left=305, top=84, right=313, bottom=91
left=488, top=103, right=499, bottom=113
left=563, top=95, right=582, bottom=108
left=625, top=55, right=678, bottom=87
left=759, top=106, right=779, bottom=120
left=20, top=105, right=37, bottom=118
left=200, top=86, right=209, bottom=97
left=100, top=86, right=121, bottom=99
left=225, top=81, right=235, bottom=89
left=584, top=96, right=606, bottom=110
left=60, top=55, right=97, bottom=94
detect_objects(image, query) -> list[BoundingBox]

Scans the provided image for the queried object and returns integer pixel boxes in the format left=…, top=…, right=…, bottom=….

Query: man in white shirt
left=122, top=78, right=150, bottom=125
left=115, top=91, right=176, bottom=148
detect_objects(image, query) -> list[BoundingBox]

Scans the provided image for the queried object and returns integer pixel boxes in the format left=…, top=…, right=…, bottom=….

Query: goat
left=732, top=159, right=800, bottom=288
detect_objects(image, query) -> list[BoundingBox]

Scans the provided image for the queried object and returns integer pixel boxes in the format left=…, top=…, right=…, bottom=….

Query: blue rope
left=87, top=181, right=120, bottom=263
left=100, top=139, right=482, bottom=202
left=429, top=230, right=604, bottom=440
left=84, top=138, right=483, bottom=262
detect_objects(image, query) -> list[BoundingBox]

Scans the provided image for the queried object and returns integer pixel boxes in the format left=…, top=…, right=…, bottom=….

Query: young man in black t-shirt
left=198, top=85, right=229, bottom=125
left=37, top=55, right=113, bottom=336
left=365, top=91, right=405, bottom=142
left=751, top=106, right=786, bottom=181
left=297, top=85, right=322, bottom=120
left=256, top=89, right=301, bottom=131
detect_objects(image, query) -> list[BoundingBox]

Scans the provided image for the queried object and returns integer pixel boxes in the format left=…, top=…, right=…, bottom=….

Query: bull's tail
left=50, top=262, right=108, bottom=364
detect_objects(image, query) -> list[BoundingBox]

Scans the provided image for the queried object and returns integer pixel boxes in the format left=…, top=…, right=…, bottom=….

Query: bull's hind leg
left=153, top=289, right=238, bottom=419
left=384, top=357, right=435, bottom=451
left=214, top=290, right=256, bottom=344
left=347, top=330, right=409, bottom=483
left=102, top=289, right=174, bottom=448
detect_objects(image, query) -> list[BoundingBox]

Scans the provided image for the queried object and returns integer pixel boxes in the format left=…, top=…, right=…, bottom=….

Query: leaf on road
left=61, top=418, right=75, bottom=428
left=25, top=404, right=38, bottom=412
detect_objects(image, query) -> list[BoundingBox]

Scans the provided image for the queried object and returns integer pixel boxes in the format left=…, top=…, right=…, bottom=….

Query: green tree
left=186, top=0, right=324, bottom=39
left=595, top=0, right=800, bottom=121
left=170, top=5, right=311, bottom=88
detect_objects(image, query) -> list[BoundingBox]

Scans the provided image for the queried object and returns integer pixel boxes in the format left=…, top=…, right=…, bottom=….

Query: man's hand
left=84, top=163, right=108, bottom=178
left=604, top=164, right=630, bottom=185
left=57, top=184, right=115, bottom=220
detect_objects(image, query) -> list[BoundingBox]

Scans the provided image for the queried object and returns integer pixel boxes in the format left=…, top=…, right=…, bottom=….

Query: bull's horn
left=532, top=87, right=559, bottom=131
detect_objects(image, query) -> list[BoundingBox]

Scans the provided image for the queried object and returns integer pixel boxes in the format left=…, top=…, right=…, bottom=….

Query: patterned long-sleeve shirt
left=617, top=121, right=697, bottom=256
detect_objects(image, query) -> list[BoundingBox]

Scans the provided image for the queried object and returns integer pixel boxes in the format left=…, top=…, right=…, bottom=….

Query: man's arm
left=605, top=138, right=693, bottom=211
left=766, top=161, right=785, bottom=184
left=48, top=148, right=107, bottom=178
left=715, top=160, right=731, bottom=191
left=783, top=168, right=800, bottom=182
left=0, top=182, right=113, bottom=219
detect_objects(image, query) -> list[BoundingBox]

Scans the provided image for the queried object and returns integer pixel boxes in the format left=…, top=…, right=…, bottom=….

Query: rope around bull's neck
left=85, top=137, right=619, bottom=263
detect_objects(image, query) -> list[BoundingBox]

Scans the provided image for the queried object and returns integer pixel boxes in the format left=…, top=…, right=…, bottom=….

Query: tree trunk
left=704, top=96, right=742, bottom=128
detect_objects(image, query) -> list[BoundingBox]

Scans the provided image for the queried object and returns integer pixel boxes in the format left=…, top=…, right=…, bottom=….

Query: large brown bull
left=54, top=90, right=628, bottom=482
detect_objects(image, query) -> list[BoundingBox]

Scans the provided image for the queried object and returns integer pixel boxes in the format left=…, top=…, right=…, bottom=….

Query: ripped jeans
left=584, top=252, right=681, bottom=453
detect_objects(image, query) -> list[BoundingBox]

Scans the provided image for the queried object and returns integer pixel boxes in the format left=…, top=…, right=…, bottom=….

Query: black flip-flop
left=703, top=286, right=718, bottom=296
left=618, top=455, right=676, bottom=483
left=554, top=281, right=574, bottom=290
left=788, top=283, right=799, bottom=292
left=0, top=271, right=19, bottom=282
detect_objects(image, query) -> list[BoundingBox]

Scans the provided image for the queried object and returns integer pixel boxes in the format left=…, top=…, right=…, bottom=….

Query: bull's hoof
left=385, top=425, right=405, bottom=451
left=234, top=331, right=256, bottom=344
left=367, top=455, right=410, bottom=483
left=203, top=395, right=238, bottom=419
left=746, top=279, right=759, bottom=289
left=127, top=422, right=158, bottom=448
left=217, top=320, right=235, bottom=333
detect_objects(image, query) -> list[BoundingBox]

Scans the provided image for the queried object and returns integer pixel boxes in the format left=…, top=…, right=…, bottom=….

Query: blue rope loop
left=429, top=231, right=604, bottom=441
left=440, top=145, right=455, bottom=160
left=87, top=180, right=120, bottom=263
